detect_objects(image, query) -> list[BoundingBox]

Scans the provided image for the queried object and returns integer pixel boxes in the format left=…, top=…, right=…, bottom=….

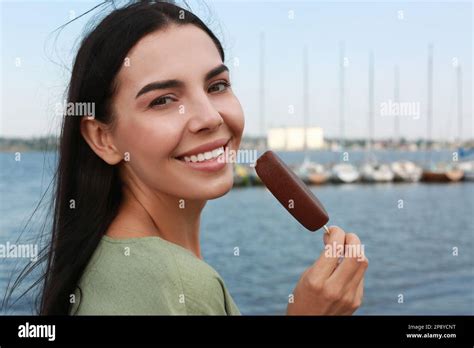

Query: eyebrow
left=135, top=64, right=229, bottom=99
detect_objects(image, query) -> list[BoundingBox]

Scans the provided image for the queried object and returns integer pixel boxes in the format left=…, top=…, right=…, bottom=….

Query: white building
left=267, top=127, right=324, bottom=151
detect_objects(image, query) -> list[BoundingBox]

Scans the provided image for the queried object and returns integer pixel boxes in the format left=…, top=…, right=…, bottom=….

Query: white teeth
left=212, top=149, right=220, bottom=157
left=181, top=146, right=225, bottom=163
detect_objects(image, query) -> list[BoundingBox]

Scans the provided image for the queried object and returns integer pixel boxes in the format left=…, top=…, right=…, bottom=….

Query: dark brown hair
left=4, top=0, right=225, bottom=315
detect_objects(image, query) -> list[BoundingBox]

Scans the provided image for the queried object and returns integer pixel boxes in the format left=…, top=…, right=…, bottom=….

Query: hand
left=287, top=226, right=368, bottom=315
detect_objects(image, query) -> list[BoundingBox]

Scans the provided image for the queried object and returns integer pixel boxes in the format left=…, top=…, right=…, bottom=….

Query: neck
left=108, top=182, right=206, bottom=259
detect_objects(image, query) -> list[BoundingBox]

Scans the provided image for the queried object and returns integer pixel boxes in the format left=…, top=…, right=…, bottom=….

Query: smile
left=175, top=138, right=231, bottom=172
left=183, top=145, right=225, bottom=163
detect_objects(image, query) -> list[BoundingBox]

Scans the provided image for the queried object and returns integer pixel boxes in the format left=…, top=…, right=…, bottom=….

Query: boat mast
left=339, top=41, right=345, bottom=154
left=456, top=64, right=463, bottom=146
left=303, top=45, right=309, bottom=162
left=394, top=65, right=400, bottom=147
left=426, top=44, right=433, bottom=163
left=367, top=51, right=374, bottom=159
left=259, top=32, right=265, bottom=144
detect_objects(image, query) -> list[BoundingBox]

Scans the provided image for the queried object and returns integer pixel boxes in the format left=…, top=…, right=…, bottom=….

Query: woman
left=41, top=1, right=368, bottom=315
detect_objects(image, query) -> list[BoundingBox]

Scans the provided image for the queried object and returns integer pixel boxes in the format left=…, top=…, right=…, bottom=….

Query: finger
left=323, top=225, right=339, bottom=245
left=353, top=277, right=364, bottom=308
left=341, top=277, right=365, bottom=315
left=329, top=233, right=365, bottom=283
left=311, top=226, right=346, bottom=279
left=347, top=254, right=369, bottom=288
left=356, top=277, right=364, bottom=301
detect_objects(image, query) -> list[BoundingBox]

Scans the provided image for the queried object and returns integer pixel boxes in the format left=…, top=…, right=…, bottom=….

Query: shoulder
left=71, top=236, right=187, bottom=315
left=169, top=244, right=229, bottom=315
left=71, top=236, right=232, bottom=315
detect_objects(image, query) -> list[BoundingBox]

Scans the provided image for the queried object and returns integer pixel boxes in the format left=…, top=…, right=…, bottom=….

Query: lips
left=175, top=138, right=231, bottom=162
left=174, top=138, right=231, bottom=173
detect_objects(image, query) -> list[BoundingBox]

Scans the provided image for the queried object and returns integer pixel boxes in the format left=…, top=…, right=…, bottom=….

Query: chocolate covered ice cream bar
left=255, top=151, right=330, bottom=232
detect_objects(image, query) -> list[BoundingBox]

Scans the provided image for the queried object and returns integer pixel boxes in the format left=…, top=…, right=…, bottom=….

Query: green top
left=69, top=235, right=241, bottom=315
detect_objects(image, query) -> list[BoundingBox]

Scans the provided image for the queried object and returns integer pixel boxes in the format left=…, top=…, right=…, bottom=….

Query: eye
left=208, top=81, right=230, bottom=94
left=149, top=95, right=176, bottom=108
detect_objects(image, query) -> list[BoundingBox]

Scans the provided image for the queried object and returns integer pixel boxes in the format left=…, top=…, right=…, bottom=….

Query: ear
left=80, top=117, right=123, bottom=165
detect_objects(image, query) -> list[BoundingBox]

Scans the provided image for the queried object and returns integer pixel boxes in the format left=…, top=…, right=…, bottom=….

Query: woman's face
left=110, top=24, right=244, bottom=200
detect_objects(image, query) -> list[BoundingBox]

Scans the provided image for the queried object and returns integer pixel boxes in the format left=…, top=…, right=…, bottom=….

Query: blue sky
left=1, top=0, right=472, bottom=140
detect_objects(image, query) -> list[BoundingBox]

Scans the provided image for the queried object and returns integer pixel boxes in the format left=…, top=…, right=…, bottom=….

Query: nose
left=186, top=92, right=223, bottom=134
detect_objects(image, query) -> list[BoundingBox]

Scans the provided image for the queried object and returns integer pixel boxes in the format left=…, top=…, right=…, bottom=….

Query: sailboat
left=361, top=165, right=395, bottom=182
left=297, top=158, right=330, bottom=184
left=389, top=65, right=422, bottom=182
left=391, top=160, right=423, bottom=182
left=331, top=41, right=360, bottom=183
left=233, top=164, right=251, bottom=187
left=421, top=44, right=464, bottom=183
left=458, top=160, right=474, bottom=181
left=455, top=65, right=473, bottom=182
left=360, top=51, right=394, bottom=183
left=248, top=165, right=263, bottom=185
left=246, top=32, right=265, bottom=186
left=294, top=46, right=330, bottom=185
left=421, top=163, right=464, bottom=182
left=331, top=163, right=361, bottom=183
left=458, top=147, right=474, bottom=181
